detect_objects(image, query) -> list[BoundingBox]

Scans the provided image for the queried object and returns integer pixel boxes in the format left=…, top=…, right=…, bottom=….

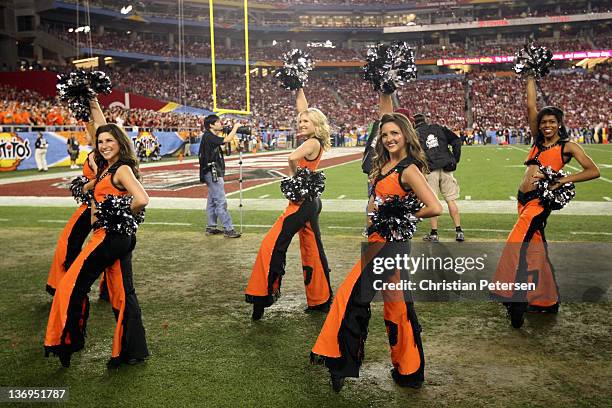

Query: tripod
left=238, top=146, right=244, bottom=234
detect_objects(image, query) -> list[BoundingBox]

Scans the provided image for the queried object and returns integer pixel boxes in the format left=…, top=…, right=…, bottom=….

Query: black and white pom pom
left=369, top=194, right=423, bottom=241
left=363, top=42, right=417, bottom=94
left=513, top=42, right=554, bottom=78
left=69, top=175, right=93, bottom=205
left=57, top=70, right=112, bottom=121
left=88, top=70, right=113, bottom=95
left=535, top=166, right=576, bottom=210
left=275, top=49, right=314, bottom=90
left=93, top=195, right=145, bottom=235
left=280, top=167, right=325, bottom=202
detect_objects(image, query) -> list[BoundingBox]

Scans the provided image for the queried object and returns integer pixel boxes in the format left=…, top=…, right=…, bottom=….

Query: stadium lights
left=70, top=26, right=91, bottom=33
left=307, top=40, right=335, bottom=48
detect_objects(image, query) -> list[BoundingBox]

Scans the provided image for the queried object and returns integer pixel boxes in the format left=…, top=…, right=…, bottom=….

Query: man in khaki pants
left=414, top=113, right=464, bottom=242
left=34, top=132, right=49, bottom=172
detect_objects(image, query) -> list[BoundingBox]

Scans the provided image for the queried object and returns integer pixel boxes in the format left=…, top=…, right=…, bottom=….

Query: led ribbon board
left=209, top=0, right=251, bottom=115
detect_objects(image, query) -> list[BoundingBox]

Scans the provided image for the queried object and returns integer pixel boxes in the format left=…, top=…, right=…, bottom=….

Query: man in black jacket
left=414, top=113, right=464, bottom=242
left=199, top=114, right=242, bottom=238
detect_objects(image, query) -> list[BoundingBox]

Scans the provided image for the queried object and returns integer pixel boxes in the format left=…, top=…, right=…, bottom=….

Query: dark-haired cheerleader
left=44, top=99, right=149, bottom=367
left=491, top=76, right=600, bottom=328
left=47, top=118, right=110, bottom=298
left=311, top=113, right=442, bottom=392
left=245, top=88, right=333, bottom=320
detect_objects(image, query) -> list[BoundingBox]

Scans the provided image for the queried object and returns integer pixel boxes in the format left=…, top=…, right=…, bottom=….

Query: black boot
left=391, top=368, right=423, bottom=388
left=58, top=351, right=72, bottom=368
left=252, top=304, right=265, bottom=321
left=331, top=373, right=345, bottom=393
left=507, top=302, right=527, bottom=328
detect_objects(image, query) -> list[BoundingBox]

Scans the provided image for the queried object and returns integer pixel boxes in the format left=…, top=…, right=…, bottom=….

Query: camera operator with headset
left=199, top=114, right=242, bottom=238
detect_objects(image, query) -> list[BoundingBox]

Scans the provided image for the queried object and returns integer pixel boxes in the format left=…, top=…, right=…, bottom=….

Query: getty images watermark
left=371, top=252, right=535, bottom=292
left=359, top=242, right=611, bottom=303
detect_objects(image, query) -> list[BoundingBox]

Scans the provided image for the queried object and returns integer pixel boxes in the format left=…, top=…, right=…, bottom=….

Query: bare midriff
left=519, top=165, right=539, bottom=193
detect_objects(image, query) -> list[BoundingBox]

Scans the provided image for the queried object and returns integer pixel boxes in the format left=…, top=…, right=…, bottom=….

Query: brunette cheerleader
left=311, top=113, right=442, bottom=392
left=491, top=76, right=600, bottom=328
left=46, top=114, right=104, bottom=295
left=44, top=121, right=149, bottom=368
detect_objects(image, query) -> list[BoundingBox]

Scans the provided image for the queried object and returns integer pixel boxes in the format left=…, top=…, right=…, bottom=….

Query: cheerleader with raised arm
left=44, top=98, right=149, bottom=367
left=245, top=88, right=333, bottom=321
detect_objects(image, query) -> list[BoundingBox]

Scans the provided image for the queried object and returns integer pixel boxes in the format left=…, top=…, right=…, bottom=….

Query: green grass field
left=0, top=144, right=611, bottom=407
left=1, top=221, right=610, bottom=407
left=238, top=145, right=612, bottom=201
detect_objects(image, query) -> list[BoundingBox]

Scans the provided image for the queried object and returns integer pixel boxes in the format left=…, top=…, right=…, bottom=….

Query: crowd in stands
left=0, top=84, right=202, bottom=129
left=52, top=24, right=607, bottom=64
left=2, top=64, right=609, bottom=140
left=60, top=0, right=611, bottom=28
left=417, top=37, right=602, bottom=59
left=52, top=27, right=364, bottom=61
left=470, top=64, right=611, bottom=133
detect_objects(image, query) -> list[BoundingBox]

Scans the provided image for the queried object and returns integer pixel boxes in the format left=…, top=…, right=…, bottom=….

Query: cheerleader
left=46, top=104, right=106, bottom=296
left=491, top=76, right=600, bottom=328
left=44, top=121, right=149, bottom=368
left=311, top=113, right=442, bottom=392
left=245, top=88, right=332, bottom=320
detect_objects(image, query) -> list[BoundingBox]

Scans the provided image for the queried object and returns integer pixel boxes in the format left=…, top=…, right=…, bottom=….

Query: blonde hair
left=370, top=113, right=428, bottom=181
left=298, top=108, right=331, bottom=151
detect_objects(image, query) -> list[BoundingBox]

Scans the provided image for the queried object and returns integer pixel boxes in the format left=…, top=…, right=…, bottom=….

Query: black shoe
left=423, top=233, right=439, bottom=243
left=331, top=374, right=345, bottom=393
left=455, top=230, right=465, bottom=242
left=107, top=357, right=122, bottom=368
left=224, top=229, right=242, bottom=238
left=507, top=303, right=526, bottom=328
left=205, top=228, right=223, bottom=236
left=126, top=358, right=146, bottom=365
left=527, top=303, right=559, bottom=314
left=304, top=299, right=331, bottom=313
left=390, top=368, right=423, bottom=388
left=58, top=351, right=72, bottom=368
left=252, top=304, right=265, bottom=321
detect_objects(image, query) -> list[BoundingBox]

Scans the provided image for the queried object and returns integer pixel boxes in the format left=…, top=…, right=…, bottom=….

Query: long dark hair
left=534, top=106, right=569, bottom=145
left=370, top=113, right=428, bottom=181
left=94, top=124, right=140, bottom=180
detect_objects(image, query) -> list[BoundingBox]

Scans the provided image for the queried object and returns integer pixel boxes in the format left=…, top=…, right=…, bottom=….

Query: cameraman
left=414, top=113, right=464, bottom=242
left=199, top=114, right=242, bottom=238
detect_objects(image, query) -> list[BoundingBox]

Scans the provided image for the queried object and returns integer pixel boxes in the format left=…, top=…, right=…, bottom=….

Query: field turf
left=238, top=145, right=612, bottom=201
left=0, top=144, right=610, bottom=407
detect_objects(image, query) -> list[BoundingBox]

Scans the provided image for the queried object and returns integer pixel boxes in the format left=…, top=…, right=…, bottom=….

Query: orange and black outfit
left=491, top=141, right=570, bottom=311
left=44, top=162, right=148, bottom=366
left=46, top=153, right=96, bottom=295
left=311, top=157, right=424, bottom=385
left=245, top=141, right=332, bottom=311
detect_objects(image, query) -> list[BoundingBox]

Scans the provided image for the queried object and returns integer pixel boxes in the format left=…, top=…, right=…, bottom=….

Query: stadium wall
left=0, top=130, right=187, bottom=171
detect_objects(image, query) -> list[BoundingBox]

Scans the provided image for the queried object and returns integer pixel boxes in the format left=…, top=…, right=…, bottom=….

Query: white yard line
left=146, top=222, right=192, bottom=226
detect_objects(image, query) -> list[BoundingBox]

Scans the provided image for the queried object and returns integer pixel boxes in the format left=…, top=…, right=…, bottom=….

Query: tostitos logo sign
left=0, top=133, right=32, bottom=171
